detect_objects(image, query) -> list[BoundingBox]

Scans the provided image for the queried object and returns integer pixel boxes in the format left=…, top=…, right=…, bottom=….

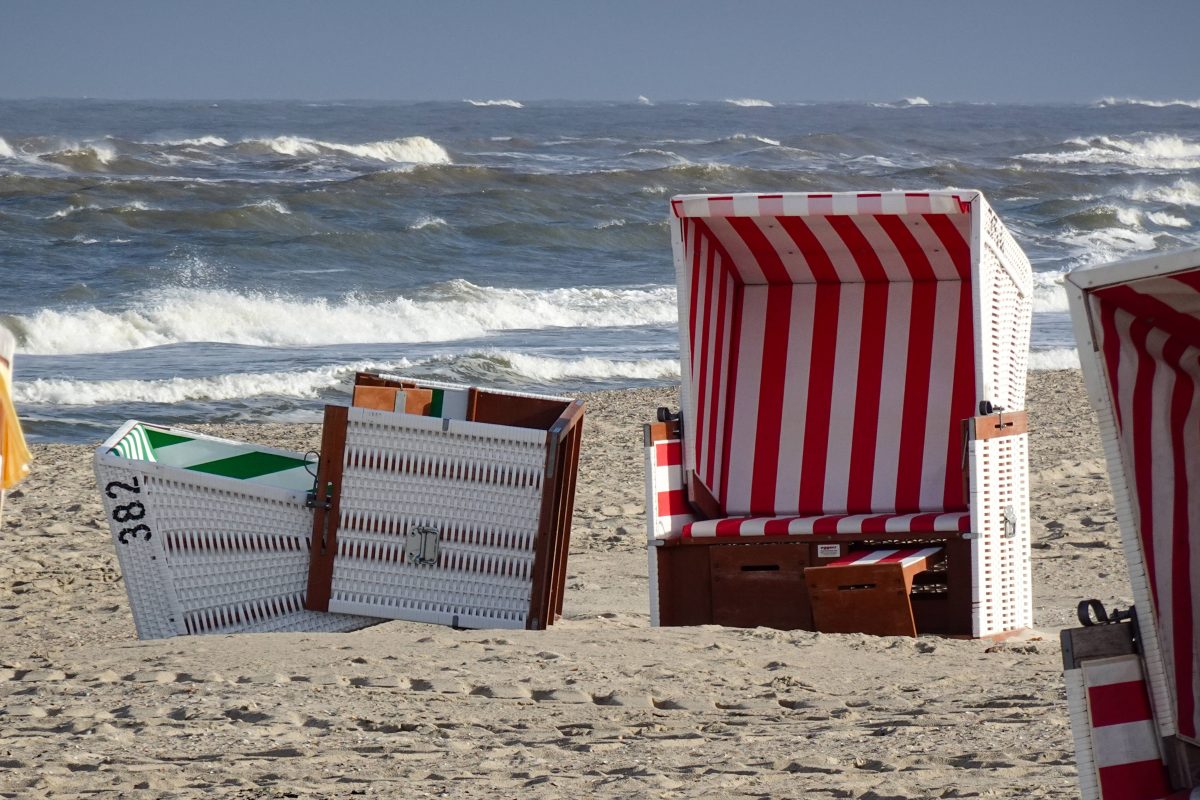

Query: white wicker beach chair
left=1061, top=245, right=1200, bottom=798
left=304, top=373, right=584, bottom=631
left=95, top=421, right=377, bottom=639
left=646, top=191, right=1033, bottom=637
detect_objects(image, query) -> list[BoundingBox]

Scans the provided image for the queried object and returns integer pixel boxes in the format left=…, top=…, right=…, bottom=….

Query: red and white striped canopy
left=671, top=191, right=988, bottom=519
left=1069, top=246, right=1200, bottom=746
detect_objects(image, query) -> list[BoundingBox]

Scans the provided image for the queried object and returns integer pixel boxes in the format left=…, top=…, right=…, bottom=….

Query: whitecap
left=465, top=99, right=524, bottom=108
left=1095, top=97, right=1200, bottom=109
left=1146, top=211, right=1190, bottom=228
left=245, top=135, right=451, bottom=164
left=1028, top=348, right=1080, bottom=371
left=725, top=98, right=774, bottom=107
left=1018, top=134, right=1200, bottom=171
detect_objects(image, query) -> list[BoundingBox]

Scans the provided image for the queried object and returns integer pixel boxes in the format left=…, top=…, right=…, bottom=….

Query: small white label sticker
left=817, top=544, right=842, bottom=559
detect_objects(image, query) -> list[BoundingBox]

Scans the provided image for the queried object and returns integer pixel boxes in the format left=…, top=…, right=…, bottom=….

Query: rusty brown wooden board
left=710, top=543, right=812, bottom=630
left=655, top=545, right=712, bottom=626
left=305, top=404, right=349, bottom=612
left=644, top=419, right=681, bottom=443
left=971, top=409, right=1029, bottom=440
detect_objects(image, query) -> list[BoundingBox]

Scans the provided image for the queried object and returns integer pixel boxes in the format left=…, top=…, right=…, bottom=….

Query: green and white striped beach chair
left=95, top=421, right=376, bottom=639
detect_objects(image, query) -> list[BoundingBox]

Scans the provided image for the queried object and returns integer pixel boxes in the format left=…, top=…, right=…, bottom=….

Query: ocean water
left=2, top=97, right=1198, bottom=443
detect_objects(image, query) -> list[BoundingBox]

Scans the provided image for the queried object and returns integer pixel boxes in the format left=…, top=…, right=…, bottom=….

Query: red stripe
left=718, top=282, right=744, bottom=510
left=750, top=285, right=793, bottom=514
left=811, top=515, right=841, bottom=535
left=762, top=517, right=793, bottom=535
left=1087, top=680, right=1156, bottom=727
left=797, top=283, right=841, bottom=513
left=714, top=517, right=747, bottom=537
left=944, top=277, right=975, bottom=510
left=828, top=215, right=889, bottom=281
left=1164, top=333, right=1197, bottom=739
left=705, top=266, right=730, bottom=490
left=1096, top=760, right=1172, bottom=800
left=1099, top=298, right=1125, bottom=430
left=846, top=282, right=889, bottom=512
left=894, top=282, right=937, bottom=512
left=858, top=514, right=891, bottom=534
left=924, top=213, right=972, bottom=279
left=1171, top=270, right=1200, bottom=293
left=876, top=214, right=936, bottom=281
left=778, top=216, right=839, bottom=282
left=1127, top=316, right=1160, bottom=604
left=727, top=217, right=791, bottom=283
left=656, top=490, right=689, bottom=517
left=1098, top=284, right=1200, bottom=345
left=655, top=440, right=681, bottom=466
left=692, top=229, right=715, bottom=482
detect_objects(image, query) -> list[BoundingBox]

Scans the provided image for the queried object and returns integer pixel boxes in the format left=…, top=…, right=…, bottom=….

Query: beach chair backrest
left=1067, top=247, right=1200, bottom=746
left=670, top=192, right=1031, bottom=518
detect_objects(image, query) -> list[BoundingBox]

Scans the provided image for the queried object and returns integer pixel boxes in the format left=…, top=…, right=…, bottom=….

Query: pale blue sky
left=1, top=0, right=1197, bottom=102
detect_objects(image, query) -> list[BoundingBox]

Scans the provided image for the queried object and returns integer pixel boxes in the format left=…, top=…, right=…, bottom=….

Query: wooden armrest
left=969, top=409, right=1028, bottom=441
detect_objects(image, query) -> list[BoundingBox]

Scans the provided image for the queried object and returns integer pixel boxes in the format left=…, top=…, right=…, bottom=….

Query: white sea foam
left=595, top=219, right=626, bottom=229
left=902, top=97, right=930, bottom=106
left=484, top=352, right=679, bottom=382
left=160, top=135, right=230, bottom=147
left=1131, top=179, right=1200, bottom=207
left=246, top=199, right=291, bottom=215
left=245, top=135, right=451, bottom=164
left=1032, top=271, right=1069, bottom=313
left=1147, top=211, right=1190, bottom=228
left=727, top=133, right=782, bottom=146
left=13, top=360, right=408, bottom=406
left=637, top=95, right=653, bottom=106
left=1018, top=134, right=1200, bottom=170
left=408, top=216, right=447, bottom=230
left=1096, top=97, right=1200, bottom=109
left=0, top=137, right=14, bottom=159
left=1060, top=226, right=1159, bottom=268
left=465, top=99, right=524, bottom=108
left=1028, top=348, right=1080, bottom=371
left=725, top=98, right=774, bottom=107
left=15, top=281, right=680, bottom=355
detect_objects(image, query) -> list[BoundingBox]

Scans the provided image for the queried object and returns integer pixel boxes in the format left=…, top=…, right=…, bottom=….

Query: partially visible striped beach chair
left=646, top=191, right=1033, bottom=637
left=304, top=372, right=584, bottom=631
left=95, top=421, right=376, bottom=639
left=1061, top=246, right=1200, bottom=797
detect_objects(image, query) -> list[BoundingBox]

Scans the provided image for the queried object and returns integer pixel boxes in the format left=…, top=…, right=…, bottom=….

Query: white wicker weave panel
left=968, top=432, right=1032, bottom=637
left=1065, top=668, right=1102, bottom=800
left=97, top=453, right=376, bottom=639
left=96, top=462, right=183, bottom=639
left=326, top=414, right=551, bottom=627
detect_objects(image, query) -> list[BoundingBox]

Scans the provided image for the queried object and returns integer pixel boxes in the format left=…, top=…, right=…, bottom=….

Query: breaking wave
left=240, top=135, right=450, bottom=164
left=12, top=281, right=679, bottom=355
left=725, top=98, right=774, bottom=107
left=1096, top=97, right=1200, bottom=109
left=1028, top=348, right=1080, bottom=371
left=1018, top=134, right=1200, bottom=171
left=465, top=99, right=524, bottom=108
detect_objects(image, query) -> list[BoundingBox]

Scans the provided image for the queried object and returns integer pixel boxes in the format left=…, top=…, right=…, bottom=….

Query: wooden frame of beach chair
left=94, top=421, right=377, bottom=639
left=645, top=191, right=1034, bottom=638
left=1061, top=246, right=1200, bottom=798
left=304, top=372, right=584, bottom=631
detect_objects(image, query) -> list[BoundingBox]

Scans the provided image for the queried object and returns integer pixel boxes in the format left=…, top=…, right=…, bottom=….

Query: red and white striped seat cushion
left=680, top=204, right=976, bottom=522
left=826, top=546, right=943, bottom=569
left=682, top=511, right=970, bottom=539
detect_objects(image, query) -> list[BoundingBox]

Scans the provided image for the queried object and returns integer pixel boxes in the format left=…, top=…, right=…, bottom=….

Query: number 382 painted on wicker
left=105, top=478, right=152, bottom=544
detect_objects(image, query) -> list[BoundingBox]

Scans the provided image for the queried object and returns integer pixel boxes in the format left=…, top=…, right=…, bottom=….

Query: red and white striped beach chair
left=1062, top=246, right=1200, bottom=797
left=645, top=191, right=1033, bottom=638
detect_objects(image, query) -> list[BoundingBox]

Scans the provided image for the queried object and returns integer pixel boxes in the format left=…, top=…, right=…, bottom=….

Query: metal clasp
left=405, top=525, right=440, bottom=567
left=1003, top=506, right=1017, bottom=539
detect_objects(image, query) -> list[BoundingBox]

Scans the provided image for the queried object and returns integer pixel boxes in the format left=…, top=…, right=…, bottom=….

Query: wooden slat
left=305, top=404, right=348, bottom=612
left=970, top=409, right=1029, bottom=441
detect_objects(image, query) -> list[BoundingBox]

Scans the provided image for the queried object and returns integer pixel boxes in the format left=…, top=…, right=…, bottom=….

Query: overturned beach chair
left=95, top=422, right=377, bottom=639
left=1061, top=246, right=1200, bottom=798
left=646, top=191, right=1033, bottom=638
left=305, top=373, right=584, bottom=631
left=97, top=374, right=584, bottom=638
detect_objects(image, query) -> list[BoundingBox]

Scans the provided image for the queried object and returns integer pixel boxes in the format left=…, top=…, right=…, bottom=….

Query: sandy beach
left=0, top=369, right=1123, bottom=798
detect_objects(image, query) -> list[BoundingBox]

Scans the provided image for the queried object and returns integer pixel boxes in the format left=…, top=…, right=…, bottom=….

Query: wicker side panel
left=977, top=198, right=1033, bottom=413
left=968, top=431, right=1032, bottom=637
left=97, top=459, right=372, bottom=639
left=1065, top=668, right=1102, bottom=800
left=327, top=413, right=550, bottom=629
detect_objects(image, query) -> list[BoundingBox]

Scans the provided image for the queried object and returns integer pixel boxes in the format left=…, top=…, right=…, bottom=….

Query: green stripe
left=430, top=388, right=444, bottom=418
left=186, top=451, right=310, bottom=480
left=144, top=428, right=194, bottom=449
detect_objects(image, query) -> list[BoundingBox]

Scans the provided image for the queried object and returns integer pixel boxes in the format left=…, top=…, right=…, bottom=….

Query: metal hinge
left=405, top=525, right=440, bottom=567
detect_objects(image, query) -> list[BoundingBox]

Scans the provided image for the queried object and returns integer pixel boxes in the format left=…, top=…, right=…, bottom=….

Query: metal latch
left=1003, top=506, right=1017, bottom=539
left=405, top=525, right=440, bottom=567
